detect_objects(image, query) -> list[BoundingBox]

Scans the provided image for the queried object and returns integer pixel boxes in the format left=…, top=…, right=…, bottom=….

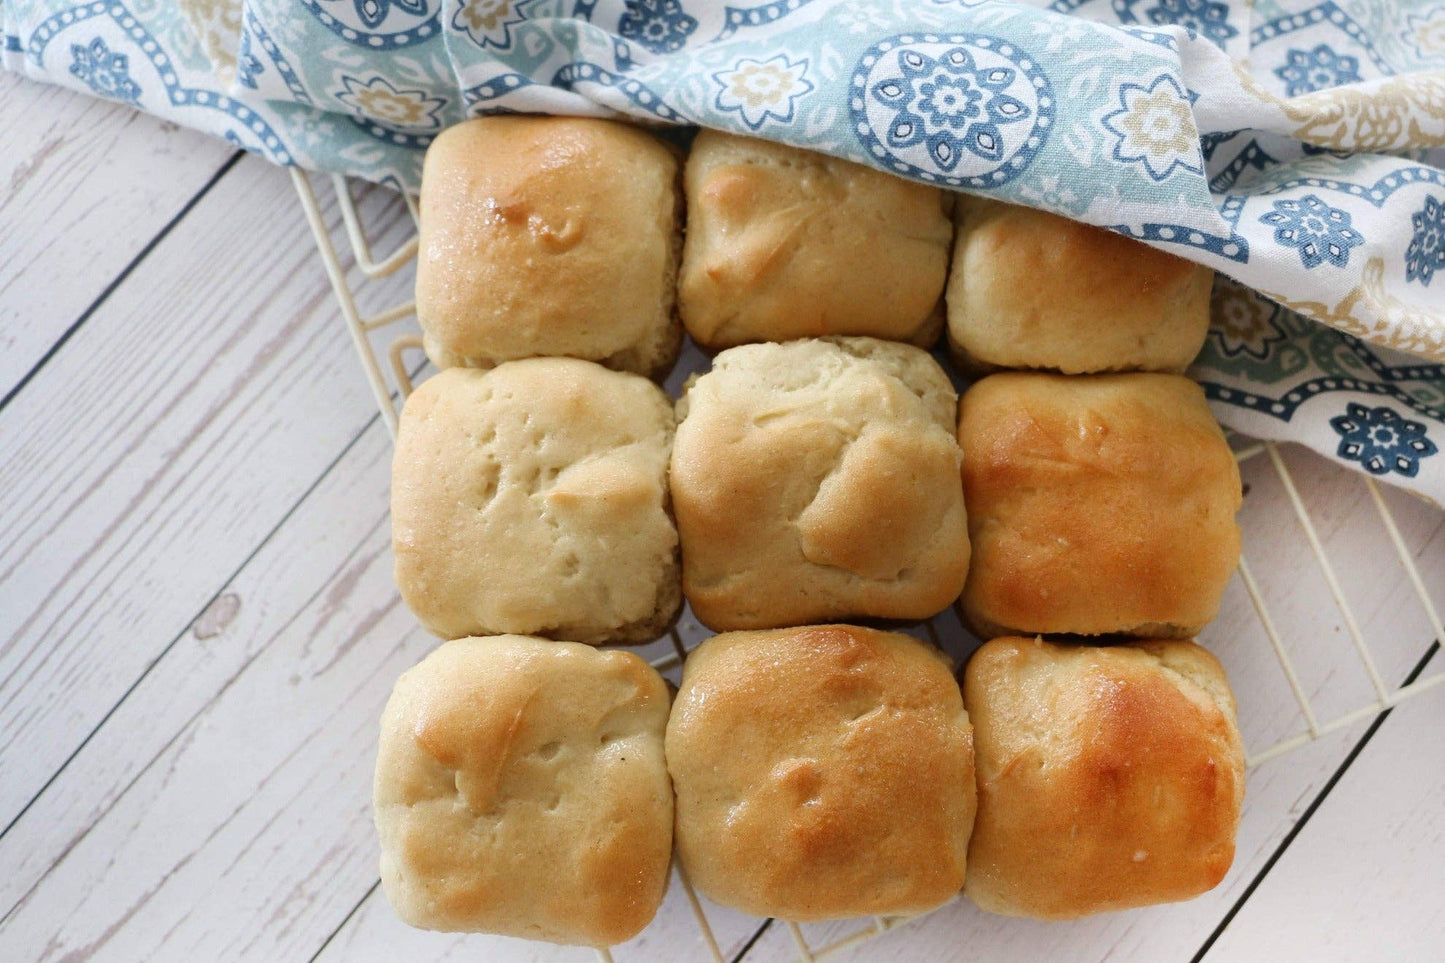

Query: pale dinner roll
left=392, top=360, right=680, bottom=644
left=667, top=625, right=976, bottom=921
left=678, top=130, right=952, bottom=350
left=670, top=337, right=969, bottom=631
left=415, top=116, right=681, bottom=377
left=964, top=636, right=1244, bottom=919
left=375, top=635, right=674, bottom=945
left=947, top=197, right=1213, bottom=373
left=958, top=372, right=1241, bottom=638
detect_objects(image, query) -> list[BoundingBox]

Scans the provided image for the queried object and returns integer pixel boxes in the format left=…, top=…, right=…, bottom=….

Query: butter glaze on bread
left=947, top=198, right=1213, bottom=374
left=958, top=372, right=1241, bottom=638
left=416, top=116, right=681, bottom=376
left=670, top=337, right=969, bottom=631
left=393, top=360, right=680, bottom=644
left=667, top=625, right=976, bottom=920
left=679, top=130, right=952, bottom=350
left=375, top=636, right=673, bottom=944
left=964, top=636, right=1244, bottom=919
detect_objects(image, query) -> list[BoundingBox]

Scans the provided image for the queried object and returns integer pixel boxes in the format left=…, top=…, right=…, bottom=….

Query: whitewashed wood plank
left=1205, top=673, right=1445, bottom=962
left=0, top=157, right=414, bottom=853
left=737, top=447, right=1445, bottom=963
left=0, top=73, right=236, bottom=398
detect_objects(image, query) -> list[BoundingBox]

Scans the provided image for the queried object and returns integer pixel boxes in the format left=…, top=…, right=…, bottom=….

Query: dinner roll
left=375, top=636, right=673, bottom=944
left=416, top=116, right=681, bottom=377
left=947, top=198, right=1213, bottom=373
left=667, top=625, right=976, bottom=920
left=392, top=360, right=680, bottom=644
left=678, top=130, right=952, bottom=350
left=958, top=372, right=1241, bottom=638
left=964, top=636, right=1244, bottom=918
left=670, top=337, right=969, bottom=631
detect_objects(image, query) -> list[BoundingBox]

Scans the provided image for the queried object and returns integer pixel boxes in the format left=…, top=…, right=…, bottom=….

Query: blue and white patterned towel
left=5, top=0, right=1445, bottom=502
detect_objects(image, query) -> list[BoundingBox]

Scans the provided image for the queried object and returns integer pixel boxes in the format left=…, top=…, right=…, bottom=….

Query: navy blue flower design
left=871, top=47, right=1031, bottom=172
left=1274, top=44, right=1361, bottom=97
left=1146, top=0, right=1238, bottom=47
left=344, top=0, right=427, bottom=30
left=69, top=37, right=141, bottom=106
left=619, top=0, right=697, bottom=54
left=1330, top=403, right=1438, bottom=478
left=1405, top=195, right=1445, bottom=287
left=1259, top=195, right=1364, bottom=269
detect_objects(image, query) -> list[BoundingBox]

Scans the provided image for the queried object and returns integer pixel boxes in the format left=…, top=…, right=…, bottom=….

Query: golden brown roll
left=958, top=372, right=1241, bottom=638
left=666, top=625, right=976, bottom=920
left=678, top=130, right=952, bottom=350
left=670, top=337, right=969, bottom=631
left=416, top=116, right=681, bottom=377
left=963, top=636, right=1245, bottom=919
left=374, top=636, right=674, bottom=945
left=947, top=198, right=1213, bottom=374
left=392, top=360, right=680, bottom=644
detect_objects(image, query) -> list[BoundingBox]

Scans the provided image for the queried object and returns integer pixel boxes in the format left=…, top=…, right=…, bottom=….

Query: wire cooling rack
left=291, top=168, right=1445, bottom=963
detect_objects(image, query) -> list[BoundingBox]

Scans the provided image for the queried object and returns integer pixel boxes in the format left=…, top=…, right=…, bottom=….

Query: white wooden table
left=2, top=74, right=1444, bottom=963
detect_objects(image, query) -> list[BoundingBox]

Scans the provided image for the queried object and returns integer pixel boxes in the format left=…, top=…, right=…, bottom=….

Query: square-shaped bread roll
left=947, top=198, right=1213, bottom=373
left=416, top=116, right=682, bottom=377
left=667, top=625, right=976, bottom=920
left=958, top=372, right=1241, bottom=638
left=963, top=636, right=1244, bottom=919
left=392, top=359, right=681, bottom=644
left=678, top=131, right=952, bottom=350
left=375, top=635, right=674, bottom=944
left=670, top=337, right=969, bottom=631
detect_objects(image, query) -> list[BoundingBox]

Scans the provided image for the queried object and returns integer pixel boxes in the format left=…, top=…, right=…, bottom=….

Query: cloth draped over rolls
left=4, top=0, right=1445, bottom=501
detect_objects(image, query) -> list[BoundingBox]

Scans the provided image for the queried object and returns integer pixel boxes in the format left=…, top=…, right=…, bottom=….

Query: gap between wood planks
left=0, top=149, right=243, bottom=416
left=1191, top=640, right=1441, bottom=963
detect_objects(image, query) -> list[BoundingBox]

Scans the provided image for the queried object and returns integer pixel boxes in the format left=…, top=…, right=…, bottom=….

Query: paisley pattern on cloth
left=4, top=0, right=1445, bottom=502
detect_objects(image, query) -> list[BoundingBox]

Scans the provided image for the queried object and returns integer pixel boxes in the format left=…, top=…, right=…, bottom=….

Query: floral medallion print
left=712, top=55, right=813, bottom=130
left=69, top=36, right=141, bottom=104
left=1260, top=195, right=1364, bottom=270
left=1210, top=280, right=1288, bottom=360
left=1330, top=403, right=1439, bottom=478
left=335, top=75, right=445, bottom=129
left=1274, top=44, right=1361, bottom=97
left=451, top=0, right=532, bottom=49
left=619, top=0, right=696, bottom=54
left=1406, top=196, right=1445, bottom=287
left=850, top=34, right=1053, bottom=188
left=301, top=0, right=439, bottom=49
left=1145, top=0, right=1236, bottom=47
left=1100, top=74, right=1201, bottom=182
left=1403, top=8, right=1445, bottom=59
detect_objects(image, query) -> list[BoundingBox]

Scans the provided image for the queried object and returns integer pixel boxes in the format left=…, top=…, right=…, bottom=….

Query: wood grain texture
left=0, top=74, right=236, bottom=398
left=0, top=155, right=414, bottom=875
left=1206, top=678, right=1445, bottom=963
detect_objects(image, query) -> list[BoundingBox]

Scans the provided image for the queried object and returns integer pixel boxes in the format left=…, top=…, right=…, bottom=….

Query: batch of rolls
left=374, top=115, right=1247, bottom=948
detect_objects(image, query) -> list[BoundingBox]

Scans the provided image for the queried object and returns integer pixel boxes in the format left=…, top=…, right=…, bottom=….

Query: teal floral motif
left=619, top=0, right=696, bottom=54
left=1330, top=403, right=1438, bottom=478
left=69, top=37, right=141, bottom=105
left=1406, top=195, right=1445, bottom=287
left=1274, top=44, right=1361, bottom=96
left=1260, top=195, right=1364, bottom=269
left=1146, top=0, right=1237, bottom=47
left=1211, top=281, right=1287, bottom=360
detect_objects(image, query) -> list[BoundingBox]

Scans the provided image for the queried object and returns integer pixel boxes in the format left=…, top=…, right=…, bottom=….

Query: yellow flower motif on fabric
left=1404, top=10, right=1445, bottom=58
left=713, top=55, right=814, bottom=130
left=458, top=0, right=513, bottom=33
left=1101, top=74, right=1202, bottom=181
left=336, top=75, right=446, bottom=129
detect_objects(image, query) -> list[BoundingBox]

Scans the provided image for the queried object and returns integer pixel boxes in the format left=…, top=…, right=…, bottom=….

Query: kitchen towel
left=4, top=0, right=1444, bottom=501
